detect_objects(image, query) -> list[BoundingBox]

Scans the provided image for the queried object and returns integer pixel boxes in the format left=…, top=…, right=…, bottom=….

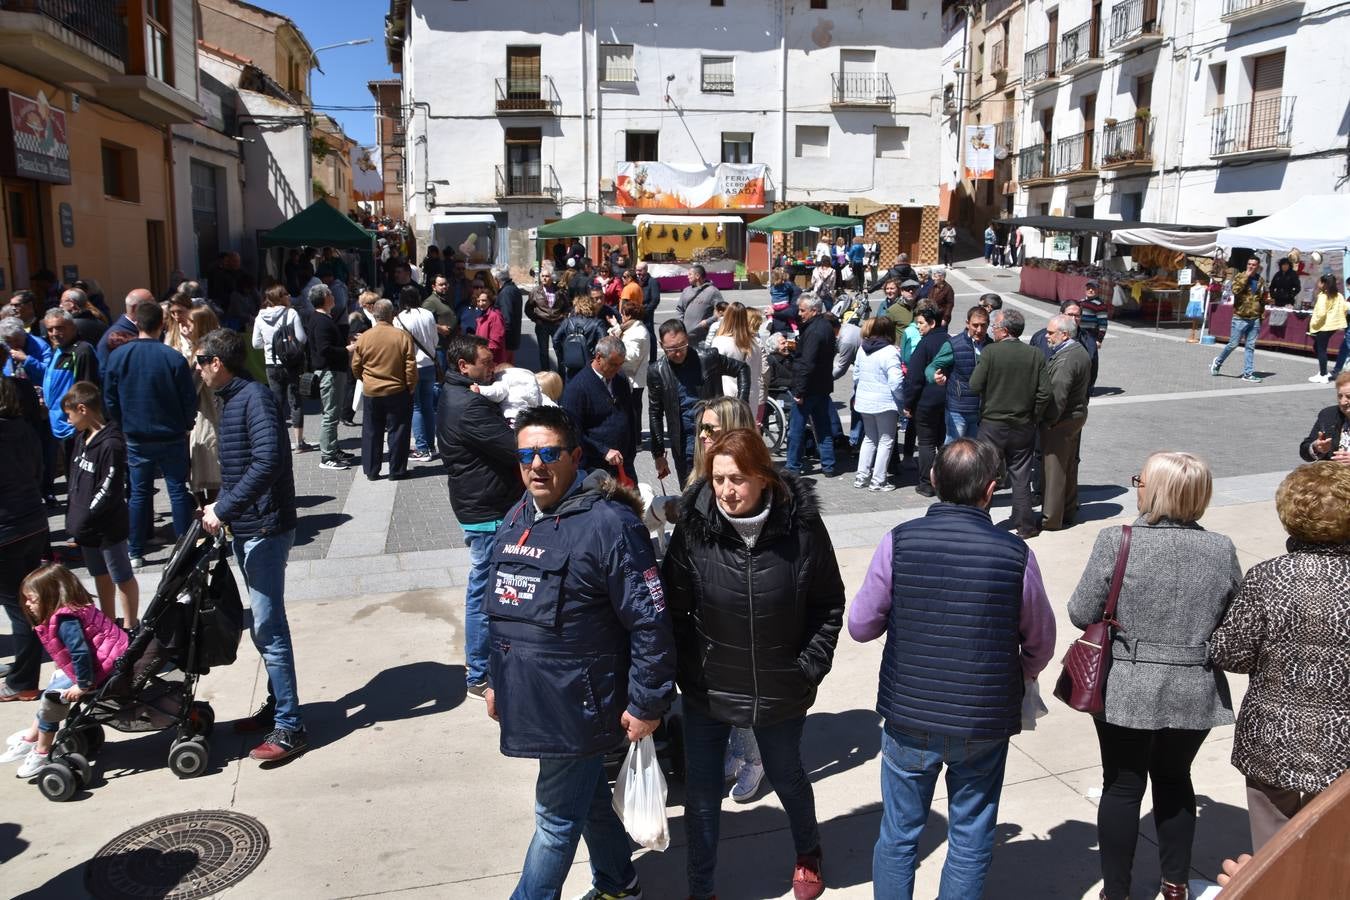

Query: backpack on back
left=561, top=321, right=591, bottom=375
left=270, top=310, right=306, bottom=372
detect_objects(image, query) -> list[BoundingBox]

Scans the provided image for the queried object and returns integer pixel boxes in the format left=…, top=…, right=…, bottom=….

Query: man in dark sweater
left=636, top=261, right=661, bottom=362
left=786, top=297, right=839, bottom=477
left=95, top=288, right=150, bottom=369
left=562, top=336, right=636, bottom=482
left=198, top=327, right=304, bottom=763
left=308, top=285, right=354, bottom=471
left=969, top=308, right=1050, bottom=538
left=493, top=267, right=524, bottom=364
left=102, top=300, right=198, bottom=567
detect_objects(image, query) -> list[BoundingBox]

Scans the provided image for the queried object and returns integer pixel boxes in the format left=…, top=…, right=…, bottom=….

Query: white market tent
left=1215, top=194, right=1350, bottom=253
left=1111, top=227, right=1219, bottom=256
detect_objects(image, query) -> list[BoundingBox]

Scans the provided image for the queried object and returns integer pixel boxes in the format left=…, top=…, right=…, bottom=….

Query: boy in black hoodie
left=62, top=382, right=140, bottom=628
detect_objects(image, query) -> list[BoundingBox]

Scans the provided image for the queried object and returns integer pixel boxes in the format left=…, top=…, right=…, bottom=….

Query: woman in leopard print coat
left=1209, top=461, right=1350, bottom=850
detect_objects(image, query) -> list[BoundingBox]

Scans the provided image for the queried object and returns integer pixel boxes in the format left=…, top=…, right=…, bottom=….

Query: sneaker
left=1240, top=373, right=1263, bottom=383
left=319, top=458, right=350, bottom=470
left=1308, top=373, right=1330, bottom=384
left=466, top=680, right=489, bottom=701
left=337, top=450, right=358, bottom=461
left=916, top=484, right=936, bottom=498
left=870, top=483, right=897, bottom=493
left=339, top=418, right=357, bottom=428
left=409, top=449, right=433, bottom=461
left=852, top=476, right=868, bottom=489
left=16, top=748, right=49, bottom=778
left=250, top=727, right=308, bottom=762
left=729, top=761, right=764, bottom=803
left=1209, top=356, right=1221, bottom=375
left=129, top=556, right=145, bottom=571
left=792, top=850, right=825, bottom=900
left=6, top=728, right=32, bottom=747
left=0, top=737, right=36, bottom=763
left=723, top=752, right=743, bottom=783
left=233, top=701, right=275, bottom=734
left=0, top=684, right=39, bottom=702
left=579, top=879, right=643, bottom=900
left=292, top=441, right=317, bottom=453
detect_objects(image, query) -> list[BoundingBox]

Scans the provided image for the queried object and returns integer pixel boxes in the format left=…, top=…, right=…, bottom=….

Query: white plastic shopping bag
left=1021, top=678, right=1049, bottom=731
left=611, top=735, right=669, bottom=852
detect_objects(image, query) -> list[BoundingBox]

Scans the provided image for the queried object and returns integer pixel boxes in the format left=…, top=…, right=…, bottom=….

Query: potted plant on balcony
left=1134, top=107, right=1151, bottom=120
left=1104, top=116, right=1119, bottom=127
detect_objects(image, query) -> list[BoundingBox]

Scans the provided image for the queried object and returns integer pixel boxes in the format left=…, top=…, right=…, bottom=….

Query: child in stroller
left=11, top=519, right=243, bottom=801
left=3, top=564, right=128, bottom=778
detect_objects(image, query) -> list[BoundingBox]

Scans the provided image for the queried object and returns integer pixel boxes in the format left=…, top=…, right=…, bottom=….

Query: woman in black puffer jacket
left=662, top=427, right=845, bottom=900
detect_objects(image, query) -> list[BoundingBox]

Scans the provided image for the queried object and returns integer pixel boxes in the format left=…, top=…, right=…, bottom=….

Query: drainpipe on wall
left=162, top=124, right=179, bottom=285
left=1168, top=0, right=1191, bottom=226
left=779, top=0, right=788, bottom=218
left=579, top=0, right=591, bottom=212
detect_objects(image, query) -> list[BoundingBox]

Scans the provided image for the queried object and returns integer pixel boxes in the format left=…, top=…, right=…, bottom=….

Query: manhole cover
left=86, top=810, right=269, bottom=900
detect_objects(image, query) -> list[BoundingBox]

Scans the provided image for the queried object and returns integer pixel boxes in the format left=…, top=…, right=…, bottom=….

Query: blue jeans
left=786, top=393, right=837, bottom=473
left=462, top=528, right=494, bottom=685
left=126, top=438, right=195, bottom=559
left=873, top=723, right=1010, bottom=900
left=512, top=754, right=636, bottom=900
left=411, top=365, right=437, bottom=452
left=233, top=530, right=302, bottom=732
left=684, top=706, right=820, bottom=898
left=945, top=408, right=980, bottom=445
left=1216, top=316, right=1259, bottom=376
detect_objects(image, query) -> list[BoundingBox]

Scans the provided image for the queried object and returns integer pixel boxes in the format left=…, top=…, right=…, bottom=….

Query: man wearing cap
left=882, top=280, right=919, bottom=330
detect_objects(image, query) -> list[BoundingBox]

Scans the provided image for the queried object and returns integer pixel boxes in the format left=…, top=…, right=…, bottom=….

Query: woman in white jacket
left=252, top=284, right=310, bottom=451
left=711, top=302, right=764, bottom=418
left=608, top=297, right=650, bottom=443
left=852, top=315, right=904, bottom=491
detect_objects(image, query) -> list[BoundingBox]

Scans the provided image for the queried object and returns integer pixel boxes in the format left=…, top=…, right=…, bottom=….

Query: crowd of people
left=0, top=240, right=1347, bottom=900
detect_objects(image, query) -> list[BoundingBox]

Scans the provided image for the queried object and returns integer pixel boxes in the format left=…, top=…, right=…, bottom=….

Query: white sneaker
left=6, top=728, right=32, bottom=748
left=15, top=748, right=48, bottom=778
left=0, top=737, right=36, bottom=763
left=729, top=761, right=764, bottom=803
left=1308, top=373, right=1329, bottom=384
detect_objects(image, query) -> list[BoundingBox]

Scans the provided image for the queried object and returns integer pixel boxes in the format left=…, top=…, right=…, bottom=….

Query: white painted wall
left=398, top=0, right=945, bottom=270
left=170, top=124, right=244, bottom=277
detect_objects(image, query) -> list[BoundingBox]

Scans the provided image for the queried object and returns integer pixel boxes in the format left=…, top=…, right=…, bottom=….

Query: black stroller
left=33, top=519, right=244, bottom=801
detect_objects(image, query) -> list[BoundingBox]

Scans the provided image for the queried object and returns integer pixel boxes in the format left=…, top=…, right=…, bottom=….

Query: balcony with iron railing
left=1058, top=21, right=1103, bottom=75
left=1024, top=43, right=1058, bottom=92
left=494, top=76, right=561, bottom=115
left=0, top=0, right=129, bottom=87
left=1109, top=0, right=1163, bottom=51
left=1052, top=130, right=1097, bottom=178
left=830, top=72, right=896, bottom=109
left=1221, top=0, right=1304, bottom=22
left=495, top=164, right=561, bottom=202
left=1018, top=144, right=1051, bottom=184
left=0, top=0, right=126, bottom=59
left=1100, top=117, right=1153, bottom=169
left=1211, top=96, right=1295, bottom=158
left=989, top=40, right=1008, bottom=76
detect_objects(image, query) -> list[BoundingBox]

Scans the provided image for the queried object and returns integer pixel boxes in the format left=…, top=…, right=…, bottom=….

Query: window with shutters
left=599, top=44, right=635, bottom=84
left=701, top=56, right=734, bottom=93
left=1134, top=74, right=1153, bottom=112
left=1248, top=51, right=1286, bottom=150
left=145, top=0, right=171, bottom=85
left=505, top=47, right=542, bottom=100
left=504, top=128, right=542, bottom=195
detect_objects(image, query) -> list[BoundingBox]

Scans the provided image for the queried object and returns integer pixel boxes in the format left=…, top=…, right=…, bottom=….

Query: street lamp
left=310, top=38, right=373, bottom=75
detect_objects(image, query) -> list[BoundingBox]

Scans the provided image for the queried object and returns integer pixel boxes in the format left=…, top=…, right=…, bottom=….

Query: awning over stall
left=1215, top=194, right=1350, bottom=253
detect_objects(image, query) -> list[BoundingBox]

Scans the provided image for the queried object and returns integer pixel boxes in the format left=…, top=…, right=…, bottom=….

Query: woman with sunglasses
left=1067, top=452, right=1241, bottom=900
left=663, top=428, right=844, bottom=900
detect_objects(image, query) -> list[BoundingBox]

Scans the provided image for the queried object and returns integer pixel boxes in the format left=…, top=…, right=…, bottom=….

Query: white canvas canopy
left=1111, top=227, right=1219, bottom=256
left=1216, top=194, right=1350, bottom=253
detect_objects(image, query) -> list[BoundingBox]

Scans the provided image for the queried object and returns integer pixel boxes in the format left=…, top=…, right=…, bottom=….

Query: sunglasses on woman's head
left=516, top=446, right=566, bottom=465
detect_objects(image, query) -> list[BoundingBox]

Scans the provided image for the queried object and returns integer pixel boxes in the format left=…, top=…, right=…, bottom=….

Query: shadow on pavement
left=15, top=845, right=200, bottom=900
left=293, top=660, right=468, bottom=755
left=294, top=512, right=352, bottom=547
left=985, top=818, right=1100, bottom=900
left=0, top=822, right=30, bottom=864
left=803, top=708, right=882, bottom=783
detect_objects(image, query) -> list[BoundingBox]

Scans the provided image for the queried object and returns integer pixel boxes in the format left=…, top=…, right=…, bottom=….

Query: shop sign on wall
left=0, top=90, right=71, bottom=184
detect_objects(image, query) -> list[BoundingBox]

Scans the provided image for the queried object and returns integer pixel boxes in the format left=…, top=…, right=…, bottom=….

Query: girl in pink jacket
left=2, top=564, right=128, bottom=778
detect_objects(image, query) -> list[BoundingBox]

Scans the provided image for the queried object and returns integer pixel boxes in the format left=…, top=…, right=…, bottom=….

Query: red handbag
left=1053, top=524, right=1132, bottom=714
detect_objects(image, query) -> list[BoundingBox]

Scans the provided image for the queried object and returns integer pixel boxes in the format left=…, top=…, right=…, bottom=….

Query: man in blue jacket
left=102, top=300, right=197, bottom=568
left=485, top=405, right=675, bottom=900
left=940, top=305, right=991, bottom=443
left=198, top=328, right=305, bottom=764
left=561, top=336, right=637, bottom=483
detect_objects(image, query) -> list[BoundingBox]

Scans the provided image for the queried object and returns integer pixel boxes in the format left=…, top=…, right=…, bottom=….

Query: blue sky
left=263, top=0, right=395, bottom=147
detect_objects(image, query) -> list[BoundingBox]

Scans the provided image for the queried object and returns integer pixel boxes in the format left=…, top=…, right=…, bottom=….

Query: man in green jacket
left=1040, top=315, right=1092, bottom=531
left=970, top=308, right=1050, bottom=538
left=1212, top=258, right=1267, bottom=383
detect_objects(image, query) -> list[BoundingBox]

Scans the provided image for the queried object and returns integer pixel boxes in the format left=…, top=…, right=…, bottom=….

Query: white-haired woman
left=1068, top=452, right=1241, bottom=900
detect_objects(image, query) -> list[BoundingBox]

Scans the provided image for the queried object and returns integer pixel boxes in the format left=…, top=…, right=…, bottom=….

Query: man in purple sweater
left=849, top=437, right=1056, bottom=898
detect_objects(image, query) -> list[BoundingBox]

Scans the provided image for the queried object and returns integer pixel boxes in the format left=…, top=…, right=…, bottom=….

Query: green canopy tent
left=534, top=211, right=636, bottom=270
left=747, top=206, right=861, bottom=234
left=257, top=200, right=378, bottom=286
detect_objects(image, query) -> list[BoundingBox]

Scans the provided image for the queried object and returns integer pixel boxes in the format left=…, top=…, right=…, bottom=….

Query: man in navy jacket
left=198, top=328, right=305, bottom=764
left=485, top=405, right=674, bottom=900
left=561, top=336, right=636, bottom=482
left=102, top=299, right=197, bottom=568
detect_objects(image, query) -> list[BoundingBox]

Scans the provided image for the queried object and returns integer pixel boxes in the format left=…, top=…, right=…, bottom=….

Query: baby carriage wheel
left=760, top=400, right=787, bottom=454
left=188, top=702, right=215, bottom=737
left=36, top=761, right=77, bottom=802
left=60, top=751, right=93, bottom=787
left=168, top=738, right=209, bottom=778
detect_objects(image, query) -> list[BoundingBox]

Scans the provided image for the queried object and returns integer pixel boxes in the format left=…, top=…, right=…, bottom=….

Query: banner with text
left=964, top=125, right=996, bottom=181
left=616, top=162, right=766, bottom=209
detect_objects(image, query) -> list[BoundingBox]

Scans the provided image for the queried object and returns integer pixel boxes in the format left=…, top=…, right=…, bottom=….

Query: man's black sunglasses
left=195, top=354, right=217, bottom=367
left=516, top=446, right=566, bottom=465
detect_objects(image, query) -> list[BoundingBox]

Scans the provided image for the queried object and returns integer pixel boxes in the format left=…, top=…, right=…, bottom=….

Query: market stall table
left=1207, top=304, right=1342, bottom=357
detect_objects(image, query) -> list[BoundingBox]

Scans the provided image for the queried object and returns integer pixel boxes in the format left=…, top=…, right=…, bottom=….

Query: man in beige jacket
left=350, top=297, right=417, bottom=480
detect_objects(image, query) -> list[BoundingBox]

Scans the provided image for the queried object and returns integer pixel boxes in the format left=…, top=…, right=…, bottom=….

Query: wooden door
left=1251, top=51, right=1285, bottom=149
left=1082, top=93, right=1096, bottom=169
left=3, top=180, right=42, bottom=291
left=1091, top=2, right=1102, bottom=56
left=1047, top=10, right=1059, bottom=73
